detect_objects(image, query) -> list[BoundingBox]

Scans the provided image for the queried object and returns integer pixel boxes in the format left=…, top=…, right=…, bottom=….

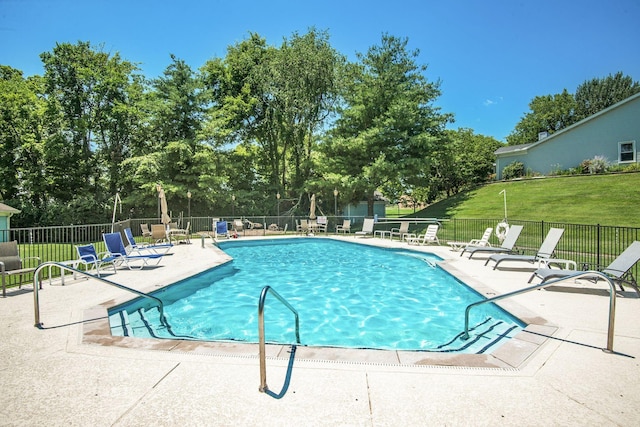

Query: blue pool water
left=110, top=238, right=523, bottom=352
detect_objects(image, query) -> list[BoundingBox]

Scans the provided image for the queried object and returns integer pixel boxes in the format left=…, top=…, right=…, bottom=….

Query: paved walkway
left=1, top=236, right=639, bottom=426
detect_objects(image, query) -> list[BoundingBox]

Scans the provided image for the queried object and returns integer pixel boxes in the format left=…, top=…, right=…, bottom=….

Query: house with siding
left=495, top=92, right=640, bottom=179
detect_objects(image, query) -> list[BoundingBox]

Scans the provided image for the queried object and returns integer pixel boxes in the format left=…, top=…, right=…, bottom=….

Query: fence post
left=597, top=224, right=601, bottom=268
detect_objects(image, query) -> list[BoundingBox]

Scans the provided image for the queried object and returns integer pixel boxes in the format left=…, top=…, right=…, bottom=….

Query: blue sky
left=2, top=0, right=639, bottom=141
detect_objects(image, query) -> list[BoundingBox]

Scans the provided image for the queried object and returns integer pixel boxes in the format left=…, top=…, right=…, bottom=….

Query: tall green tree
left=574, top=71, right=640, bottom=121
left=506, top=89, right=576, bottom=145
left=201, top=29, right=342, bottom=213
left=322, top=34, right=451, bottom=215
left=0, top=66, right=48, bottom=224
left=39, top=41, right=142, bottom=224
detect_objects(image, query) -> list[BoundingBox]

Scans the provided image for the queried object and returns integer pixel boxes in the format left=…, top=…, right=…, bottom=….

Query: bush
left=580, top=155, right=609, bottom=174
left=502, top=161, right=525, bottom=180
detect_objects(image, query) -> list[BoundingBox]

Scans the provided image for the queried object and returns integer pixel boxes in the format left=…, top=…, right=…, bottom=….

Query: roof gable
left=495, top=91, right=640, bottom=155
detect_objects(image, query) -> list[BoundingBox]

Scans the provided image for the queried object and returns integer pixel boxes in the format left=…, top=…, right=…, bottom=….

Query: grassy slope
left=415, top=173, right=640, bottom=227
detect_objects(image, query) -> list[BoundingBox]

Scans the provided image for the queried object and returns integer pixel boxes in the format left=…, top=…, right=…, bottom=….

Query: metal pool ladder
left=258, top=286, right=300, bottom=393
left=462, top=271, right=618, bottom=352
left=32, top=262, right=170, bottom=331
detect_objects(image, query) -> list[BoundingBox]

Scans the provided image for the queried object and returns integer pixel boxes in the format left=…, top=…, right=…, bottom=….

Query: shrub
left=580, top=155, right=609, bottom=174
left=502, top=161, right=525, bottom=180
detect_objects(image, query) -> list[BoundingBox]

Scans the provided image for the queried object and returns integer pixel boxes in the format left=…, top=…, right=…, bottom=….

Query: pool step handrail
left=258, top=285, right=300, bottom=393
left=462, top=271, right=617, bottom=352
left=32, top=261, right=170, bottom=331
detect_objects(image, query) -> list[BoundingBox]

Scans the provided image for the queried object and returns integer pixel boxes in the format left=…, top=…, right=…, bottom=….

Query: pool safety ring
left=496, top=221, right=509, bottom=242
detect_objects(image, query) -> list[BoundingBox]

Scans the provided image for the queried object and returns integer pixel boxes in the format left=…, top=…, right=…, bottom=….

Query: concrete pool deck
left=1, top=235, right=639, bottom=426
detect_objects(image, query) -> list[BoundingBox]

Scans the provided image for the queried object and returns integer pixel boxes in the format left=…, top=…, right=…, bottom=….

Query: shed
left=0, top=203, right=20, bottom=243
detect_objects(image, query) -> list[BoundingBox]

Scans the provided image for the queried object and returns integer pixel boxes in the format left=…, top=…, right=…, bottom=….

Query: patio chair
left=355, top=218, right=375, bottom=237
left=461, top=225, right=523, bottom=259
left=233, top=219, right=244, bottom=233
left=75, top=244, right=117, bottom=277
left=297, top=219, right=309, bottom=235
left=389, top=221, right=410, bottom=241
left=0, top=240, right=41, bottom=297
left=529, top=240, right=640, bottom=296
left=124, top=227, right=173, bottom=254
left=103, top=232, right=164, bottom=270
left=336, top=219, right=351, bottom=234
left=316, top=216, right=328, bottom=233
left=447, top=228, right=493, bottom=251
left=170, top=221, right=191, bottom=244
left=215, top=220, right=231, bottom=239
left=485, top=228, right=564, bottom=270
left=151, top=224, right=169, bottom=243
left=406, top=224, right=439, bottom=246
left=140, top=223, right=152, bottom=238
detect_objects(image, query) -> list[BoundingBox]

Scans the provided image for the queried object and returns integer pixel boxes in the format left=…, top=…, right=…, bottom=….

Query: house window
left=619, top=141, right=636, bottom=163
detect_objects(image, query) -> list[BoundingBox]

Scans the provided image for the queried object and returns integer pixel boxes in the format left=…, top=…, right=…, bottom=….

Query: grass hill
left=413, top=173, right=640, bottom=227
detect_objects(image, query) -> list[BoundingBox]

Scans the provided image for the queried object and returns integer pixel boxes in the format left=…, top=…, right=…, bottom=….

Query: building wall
left=0, top=216, right=9, bottom=243
left=343, top=201, right=386, bottom=223
left=496, top=94, right=640, bottom=179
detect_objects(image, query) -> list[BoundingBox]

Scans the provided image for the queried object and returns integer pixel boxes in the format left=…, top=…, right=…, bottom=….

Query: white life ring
left=496, top=222, right=510, bottom=242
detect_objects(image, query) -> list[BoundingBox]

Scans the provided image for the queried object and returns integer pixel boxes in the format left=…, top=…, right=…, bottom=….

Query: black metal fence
left=2, top=216, right=639, bottom=291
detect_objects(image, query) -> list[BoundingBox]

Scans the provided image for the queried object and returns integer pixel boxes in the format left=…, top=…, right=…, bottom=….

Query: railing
left=462, top=271, right=617, bottom=352
left=1, top=217, right=638, bottom=292
left=32, top=262, right=170, bottom=330
left=257, top=286, right=300, bottom=393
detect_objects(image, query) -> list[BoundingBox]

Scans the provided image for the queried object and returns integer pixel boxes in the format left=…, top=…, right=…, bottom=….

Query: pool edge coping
left=81, top=237, right=558, bottom=372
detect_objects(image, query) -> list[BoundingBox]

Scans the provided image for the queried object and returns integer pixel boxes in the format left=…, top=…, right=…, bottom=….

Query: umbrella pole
left=111, top=192, right=122, bottom=233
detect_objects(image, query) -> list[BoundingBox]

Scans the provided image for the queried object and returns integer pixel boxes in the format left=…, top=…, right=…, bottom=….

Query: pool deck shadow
left=3, top=235, right=639, bottom=425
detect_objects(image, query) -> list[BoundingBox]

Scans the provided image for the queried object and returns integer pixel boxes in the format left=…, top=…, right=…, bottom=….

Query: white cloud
left=483, top=97, right=503, bottom=107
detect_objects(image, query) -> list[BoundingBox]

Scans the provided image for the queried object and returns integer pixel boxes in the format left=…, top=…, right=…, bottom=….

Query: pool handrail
left=463, top=271, right=617, bottom=352
left=32, top=261, right=170, bottom=331
left=258, top=285, right=300, bottom=393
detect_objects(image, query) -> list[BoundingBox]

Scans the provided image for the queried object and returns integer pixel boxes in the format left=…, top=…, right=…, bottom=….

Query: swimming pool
left=109, top=238, right=523, bottom=352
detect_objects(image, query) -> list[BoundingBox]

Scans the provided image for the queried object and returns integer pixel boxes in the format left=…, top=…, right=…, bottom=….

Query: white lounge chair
left=461, top=225, right=523, bottom=259
left=406, top=224, right=439, bottom=245
left=447, top=228, right=493, bottom=251
left=389, top=221, right=410, bottom=241
left=529, top=241, right=640, bottom=296
left=355, top=218, right=375, bottom=237
left=336, top=219, right=351, bottom=234
left=485, top=228, right=564, bottom=270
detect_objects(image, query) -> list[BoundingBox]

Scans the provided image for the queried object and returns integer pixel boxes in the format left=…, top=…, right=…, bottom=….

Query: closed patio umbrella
left=309, top=194, right=317, bottom=220
left=159, top=188, right=171, bottom=225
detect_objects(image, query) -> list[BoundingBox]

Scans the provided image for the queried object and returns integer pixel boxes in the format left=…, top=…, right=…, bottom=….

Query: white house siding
left=495, top=93, right=640, bottom=179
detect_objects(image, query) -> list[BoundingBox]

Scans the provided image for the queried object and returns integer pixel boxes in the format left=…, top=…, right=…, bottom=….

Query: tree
left=200, top=29, right=342, bottom=212
left=39, top=41, right=145, bottom=225
left=322, top=34, right=451, bottom=215
left=506, top=89, right=577, bottom=145
left=0, top=67, right=48, bottom=225
left=574, top=71, right=640, bottom=121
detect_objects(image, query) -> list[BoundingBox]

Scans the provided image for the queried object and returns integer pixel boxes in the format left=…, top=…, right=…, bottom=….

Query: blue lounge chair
left=485, top=228, right=564, bottom=270
left=76, top=244, right=117, bottom=277
left=215, top=221, right=230, bottom=239
left=103, top=232, right=164, bottom=270
left=461, top=225, right=523, bottom=259
left=124, top=227, right=173, bottom=254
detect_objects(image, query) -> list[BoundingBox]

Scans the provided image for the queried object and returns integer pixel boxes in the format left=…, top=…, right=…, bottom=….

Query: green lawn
left=387, top=173, right=640, bottom=227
